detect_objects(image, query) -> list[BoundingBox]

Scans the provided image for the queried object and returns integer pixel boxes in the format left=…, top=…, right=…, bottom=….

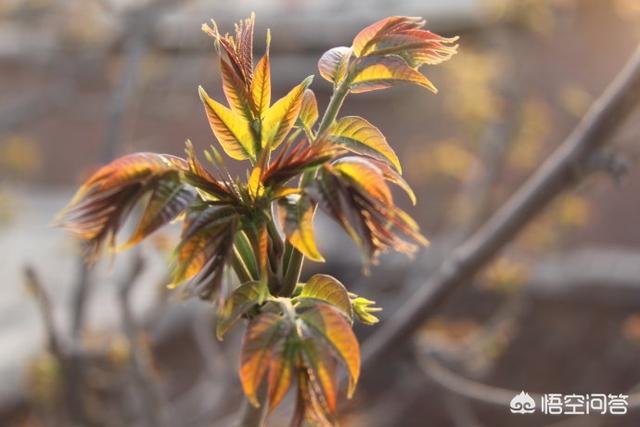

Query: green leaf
left=330, top=116, right=401, bottom=173
left=298, top=274, right=353, bottom=321
left=277, top=194, right=324, bottom=262
left=233, top=230, right=259, bottom=280
left=350, top=55, right=437, bottom=93
left=216, top=281, right=268, bottom=339
left=300, top=304, right=360, bottom=397
left=350, top=294, right=382, bottom=325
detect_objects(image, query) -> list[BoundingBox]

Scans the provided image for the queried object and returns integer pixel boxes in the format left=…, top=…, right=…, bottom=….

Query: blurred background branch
left=4, top=1, right=640, bottom=426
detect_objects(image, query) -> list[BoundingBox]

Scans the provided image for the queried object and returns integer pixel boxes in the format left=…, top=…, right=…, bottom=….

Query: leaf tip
left=197, top=85, right=208, bottom=102
left=302, top=75, right=314, bottom=88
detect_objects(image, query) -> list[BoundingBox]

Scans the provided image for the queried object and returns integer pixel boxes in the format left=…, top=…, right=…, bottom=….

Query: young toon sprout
left=55, top=14, right=457, bottom=426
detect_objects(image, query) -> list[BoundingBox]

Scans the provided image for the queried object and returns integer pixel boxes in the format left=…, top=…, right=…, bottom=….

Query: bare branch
left=416, top=349, right=640, bottom=411
left=23, top=265, right=62, bottom=357
left=117, top=252, right=167, bottom=427
left=362, top=43, right=640, bottom=371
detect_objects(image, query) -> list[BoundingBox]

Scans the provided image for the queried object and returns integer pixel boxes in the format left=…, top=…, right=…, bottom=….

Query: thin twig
left=117, top=252, right=167, bottom=427
left=362, top=43, right=640, bottom=372
left=23, top=266, right=62, bottom=357
left=415, top=349, right=640, bottom=411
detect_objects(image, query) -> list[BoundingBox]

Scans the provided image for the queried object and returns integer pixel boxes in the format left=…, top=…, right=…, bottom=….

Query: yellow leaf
left=350, top=56, right=437, bottom=93
left=299, top=274, right=353, bottom=320
left=297, top=89, right=319, bottom=131
left=251, top=31, right=271, bottom=117
left=247, top=164, right=264, bottom=199
left=198, top=86, right=257, bottom=160
left=332, top=157, right=392, bottom=205
left=331, top=116, right=401, bottom=173
left=278, top=194, right=324, bottom=262
left=261, top=76, right=313, bottom=150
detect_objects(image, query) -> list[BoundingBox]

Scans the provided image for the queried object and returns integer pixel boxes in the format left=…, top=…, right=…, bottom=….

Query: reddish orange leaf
left=220, top=58, right=254, bottom=122
left=124, top=173, right=195, bottom=248
left=240, top=313, right=288, bottom=406
left=300, top=304, right=361, bottom=397
left=310, top=160, right=426, bottom=261
left=300, top=338, right=339, bottom=417
left=267, top=335, right=296, bottom=412
left=171, top=206, right=238, bottom=300
left=262, top=139, right=337, bottom=190
left=352, top=16, right=419, bottom=57
left=55, top=153, right=188, bottom=260
left=352, top=16, right=458, bottom=66
left=202, top=14, right=255, bottom=85
left=368, top=158, right=416, bottom=205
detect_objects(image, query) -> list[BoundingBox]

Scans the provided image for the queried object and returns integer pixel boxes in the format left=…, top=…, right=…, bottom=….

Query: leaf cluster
left=55, top=14, right=457, bottom=425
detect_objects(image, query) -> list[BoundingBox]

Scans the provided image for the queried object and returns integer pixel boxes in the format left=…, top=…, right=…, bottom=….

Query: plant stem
left=237, top=397, right=266, bottom=427
left=317, top=79, right=351, bottom=135
left=232, top=249, right=256, bottom=283
left=279, top=79, right=351, bottom=297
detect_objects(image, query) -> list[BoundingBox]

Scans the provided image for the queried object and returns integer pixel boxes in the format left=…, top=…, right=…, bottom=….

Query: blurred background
left=2, top=0, right=640, bottom=426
